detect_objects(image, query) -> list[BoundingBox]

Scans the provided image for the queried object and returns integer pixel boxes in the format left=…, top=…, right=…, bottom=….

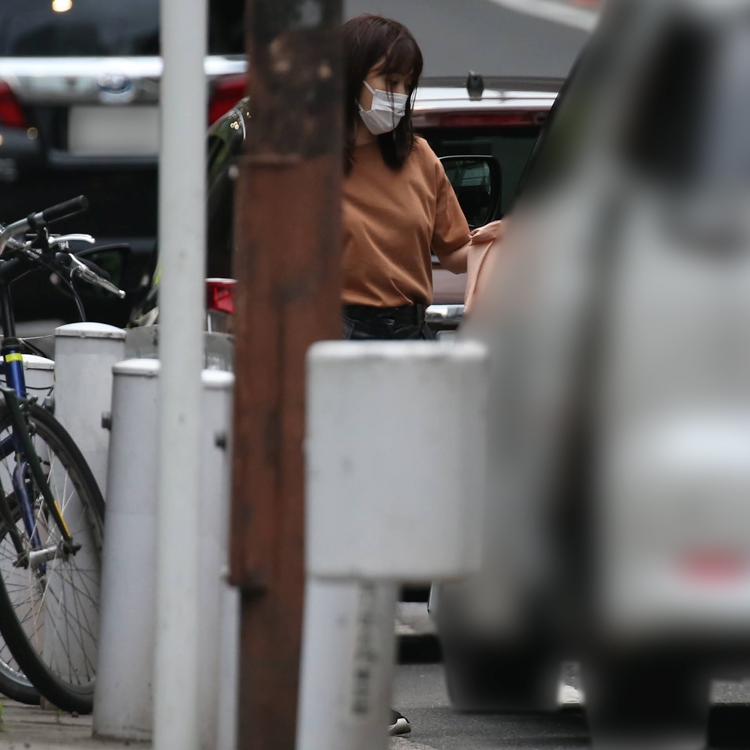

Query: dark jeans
left=342, top=304, right=434, bottom=341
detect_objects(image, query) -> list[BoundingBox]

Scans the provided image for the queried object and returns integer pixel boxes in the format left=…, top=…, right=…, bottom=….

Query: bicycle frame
left=0, top=198, right=97, bottom=568
left=0, top=279, right=75, bottom=568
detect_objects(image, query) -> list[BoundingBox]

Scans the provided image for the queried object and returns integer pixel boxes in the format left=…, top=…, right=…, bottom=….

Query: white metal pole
left=154, top=0, right=207, bottom=744
left=54, top=322, right=126, bottom=496
left=217, top=585, right=240, bottom=750
left=299, top=341, right=490, bottom=750
left=94, top=359, right=161, bottom=740
left=297, top=579, right=398, bottom=750
left=198, top=370, right=234, bottom=750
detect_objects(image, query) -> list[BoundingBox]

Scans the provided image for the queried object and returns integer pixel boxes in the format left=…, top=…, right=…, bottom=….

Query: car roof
left=414, top=76, right=560, bottom=114
left=209, top=75, right=560, bottom=138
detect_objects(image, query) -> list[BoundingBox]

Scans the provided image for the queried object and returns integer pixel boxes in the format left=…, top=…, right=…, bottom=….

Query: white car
left=435, top=2, right=750, bottom=747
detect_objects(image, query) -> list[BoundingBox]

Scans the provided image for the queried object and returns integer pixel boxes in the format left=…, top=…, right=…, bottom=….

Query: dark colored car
left=128, top=98, right=250, bottom=329
left=0, top=0, right=246, bottom=327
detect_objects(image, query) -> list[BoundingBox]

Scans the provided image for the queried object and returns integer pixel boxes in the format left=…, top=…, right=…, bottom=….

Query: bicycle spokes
left=0, top=406, right=102, bottom=692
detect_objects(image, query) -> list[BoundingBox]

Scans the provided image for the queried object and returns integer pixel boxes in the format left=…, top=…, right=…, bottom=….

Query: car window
left=0, top=0, right=244, bottom=57
left=420, top=127, right=540, bottom=215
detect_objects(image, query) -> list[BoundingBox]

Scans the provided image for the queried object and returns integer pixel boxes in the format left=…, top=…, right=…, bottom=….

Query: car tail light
left=209, top=75, right=247, bottom=125
left=679, top=551, right=746, bottom=584
left=206, top=278, right=236, bottom=315
left=438, top=111, right=546, bottom=128
left=0, top=81, right=26, bottom=128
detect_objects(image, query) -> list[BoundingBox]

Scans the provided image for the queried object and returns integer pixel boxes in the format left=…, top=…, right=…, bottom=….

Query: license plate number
left=68, top=106, right=159, bottom=157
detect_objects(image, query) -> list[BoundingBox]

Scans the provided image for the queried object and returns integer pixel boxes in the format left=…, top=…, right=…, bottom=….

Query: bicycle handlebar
left=0, top=196, right=126, bottom=301
left=0, top=195, right=89, bottom=256
left=33, top=196, right=89, bottom=229
left=0, top=219, right=30, bottom=257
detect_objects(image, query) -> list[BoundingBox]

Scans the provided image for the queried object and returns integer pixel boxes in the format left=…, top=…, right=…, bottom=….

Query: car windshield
left=0, top=0, right=244, bottom=57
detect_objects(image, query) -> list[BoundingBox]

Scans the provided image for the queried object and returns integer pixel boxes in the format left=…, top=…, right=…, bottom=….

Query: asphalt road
left=391, top=663, right=750, bottom=750
left=392, top=664, right=588, bottom=750
left=344, top=0, right=589, bottom=79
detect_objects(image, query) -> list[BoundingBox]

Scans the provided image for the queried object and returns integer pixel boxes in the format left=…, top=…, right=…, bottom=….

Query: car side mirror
left=440, top=155, right=502, bottom=229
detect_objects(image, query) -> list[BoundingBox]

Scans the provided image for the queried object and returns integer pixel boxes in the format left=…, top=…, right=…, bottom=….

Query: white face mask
left=358, top=81, right=409, bottom=135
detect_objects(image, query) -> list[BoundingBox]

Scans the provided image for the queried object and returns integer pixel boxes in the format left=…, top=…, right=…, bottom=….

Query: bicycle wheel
left=0, top=497, right=41, bottom=706
left=0, top=402, right=104, bottom=714
left=0, top=496, right=40, bottom=704
left=0, top=638, right=39, bottom=704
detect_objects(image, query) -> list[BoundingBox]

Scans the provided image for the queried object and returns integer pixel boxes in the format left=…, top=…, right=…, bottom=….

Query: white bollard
left=54, top=323, right=126, bottom=496
left=298, top=579, right=398, bottom=750
left=93, top=359, right=160, bottom=741
left=299, top=341, right=489, bottom=750
left=216, top=584, right=240, bottom=750
left=94, top=363, right=237, bottom=747
left=197, top=370, right=235, bottom=750
left=43, top=325, right=122, bottom=688
left=305, top=341, right=489, bottom=581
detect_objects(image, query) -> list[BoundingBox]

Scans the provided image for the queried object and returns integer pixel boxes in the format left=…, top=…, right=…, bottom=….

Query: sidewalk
left=0, top=702, right=149, bottom=750
left=0, top=701, right=428, bottom=749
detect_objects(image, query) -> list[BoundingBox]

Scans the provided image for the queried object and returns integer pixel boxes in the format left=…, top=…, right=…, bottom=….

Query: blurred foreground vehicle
left=435, top=1, right=750, bottom=747
left=0, top=0, right=245, bottom=327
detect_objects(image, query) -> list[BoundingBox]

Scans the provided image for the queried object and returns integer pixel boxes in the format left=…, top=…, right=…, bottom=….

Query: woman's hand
left=470, top=219, right=504, bottom=246
left=439, top=220, right=506, bottom=274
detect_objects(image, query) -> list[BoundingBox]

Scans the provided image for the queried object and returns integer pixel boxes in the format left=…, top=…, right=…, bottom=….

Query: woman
left=341, top=15, right=503, bottom=738
left=342, top=14, right=503, bottom=341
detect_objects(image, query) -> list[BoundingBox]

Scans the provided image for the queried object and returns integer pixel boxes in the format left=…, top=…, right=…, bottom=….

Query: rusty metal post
left=231, top=1, right=343, bottom=749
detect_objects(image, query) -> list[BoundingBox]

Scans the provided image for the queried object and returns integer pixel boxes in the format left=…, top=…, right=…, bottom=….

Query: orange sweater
left=342, top=137, right=470, bottom=307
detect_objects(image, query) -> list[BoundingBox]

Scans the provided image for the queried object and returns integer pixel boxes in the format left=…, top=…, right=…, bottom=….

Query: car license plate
left=68, top=106, right=159, bottom=157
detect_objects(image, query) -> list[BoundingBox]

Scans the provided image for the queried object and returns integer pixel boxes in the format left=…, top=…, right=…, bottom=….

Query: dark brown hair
left=343, top=14, right=424, bottom=173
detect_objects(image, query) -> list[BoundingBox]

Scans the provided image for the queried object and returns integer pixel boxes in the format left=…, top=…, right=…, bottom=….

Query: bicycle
left=0, top=196, right=125, bottom=713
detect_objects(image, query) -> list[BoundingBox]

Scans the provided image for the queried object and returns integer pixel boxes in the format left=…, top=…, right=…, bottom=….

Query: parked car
left=413, top=78, right=555, bottom=323
left=131, top=77, right=558, bottom=330
left=0, top=0, right=246, bottom=327
left=0, top=0, right=557, bottom=327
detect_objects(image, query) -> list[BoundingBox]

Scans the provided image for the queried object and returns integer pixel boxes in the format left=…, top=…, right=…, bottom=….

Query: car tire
left=443, top=640, right=560, bottom=713
left=583, top=654, right=709, bottom=749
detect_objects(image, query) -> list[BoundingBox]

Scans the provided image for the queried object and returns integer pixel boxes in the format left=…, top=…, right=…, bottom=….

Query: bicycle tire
left=0, top=650, right=39, bottom=705
left=0, top=495, right=40, bottom=704
left=0, top=498, right=41, bottom=706
left=0, top=402, right=104, bottom=714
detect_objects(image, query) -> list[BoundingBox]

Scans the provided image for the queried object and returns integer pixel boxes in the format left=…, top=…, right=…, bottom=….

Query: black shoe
left=389, top=709, right=412, bottom=737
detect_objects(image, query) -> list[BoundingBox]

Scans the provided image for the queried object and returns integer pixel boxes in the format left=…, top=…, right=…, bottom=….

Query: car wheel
left=443, top=640, right=560, bottom=713
left=583, top=654, right=709, bottom=749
